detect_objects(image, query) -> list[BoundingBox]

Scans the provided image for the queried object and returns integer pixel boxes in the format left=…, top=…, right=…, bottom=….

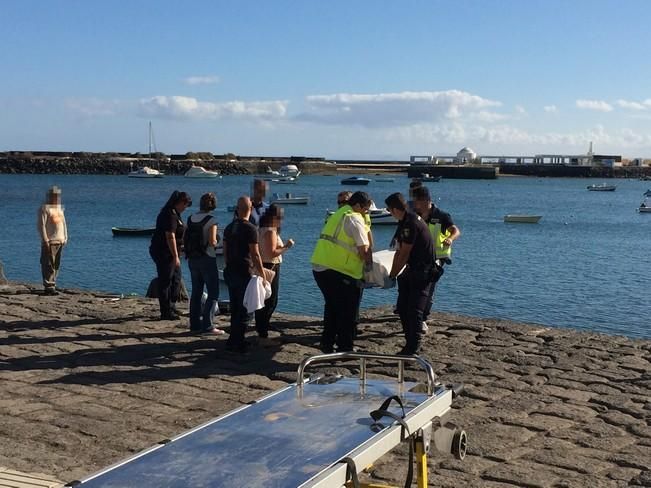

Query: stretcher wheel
left=451, top=430, right=467, bottom=460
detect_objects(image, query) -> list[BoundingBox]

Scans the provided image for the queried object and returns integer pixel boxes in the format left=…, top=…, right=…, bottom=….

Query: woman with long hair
left=255, top=204, right=294, bottom=340
left=149, top=190, right=192, bottom=320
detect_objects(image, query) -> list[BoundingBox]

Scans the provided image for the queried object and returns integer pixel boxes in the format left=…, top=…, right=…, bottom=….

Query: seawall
left=1, top=282, right=649, bottom=486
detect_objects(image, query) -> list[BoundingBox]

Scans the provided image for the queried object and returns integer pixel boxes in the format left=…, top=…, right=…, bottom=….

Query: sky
left=2, top=0, right=651, bottom=159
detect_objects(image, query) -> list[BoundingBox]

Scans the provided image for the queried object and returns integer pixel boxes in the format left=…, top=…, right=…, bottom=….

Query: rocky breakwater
left=0, top=156, right=250, bottom=175
left=0, top=282, right=649, bottom=486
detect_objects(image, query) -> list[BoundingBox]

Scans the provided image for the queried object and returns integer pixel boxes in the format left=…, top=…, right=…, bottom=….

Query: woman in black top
left=149, top=191, right=192, bottom=320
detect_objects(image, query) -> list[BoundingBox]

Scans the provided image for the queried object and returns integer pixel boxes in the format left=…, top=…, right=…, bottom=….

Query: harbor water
left=1, top=174, right=649, bottom=339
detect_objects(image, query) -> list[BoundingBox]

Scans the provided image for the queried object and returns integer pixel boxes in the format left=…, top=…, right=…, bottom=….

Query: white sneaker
left=420, top=321, right=429, bottom=333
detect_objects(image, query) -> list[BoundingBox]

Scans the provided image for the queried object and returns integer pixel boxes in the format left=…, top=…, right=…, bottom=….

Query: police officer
left=311, top=191, right=372, bottom=353
left=411, top=186, right=460, bottom=331
left=385, top=192, right=436, bottom=355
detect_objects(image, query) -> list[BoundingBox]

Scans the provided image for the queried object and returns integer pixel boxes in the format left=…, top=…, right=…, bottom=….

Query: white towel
left=243, top=275, right=272, bottom=313
left=364, top=250, right=404, bottom=287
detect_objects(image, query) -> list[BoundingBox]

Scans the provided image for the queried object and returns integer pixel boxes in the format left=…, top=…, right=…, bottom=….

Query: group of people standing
left=149, top=180, right=294, bottom=355
left=311, top=182, right=460, bottom=356
left=37, top=177, right=458, bottom=359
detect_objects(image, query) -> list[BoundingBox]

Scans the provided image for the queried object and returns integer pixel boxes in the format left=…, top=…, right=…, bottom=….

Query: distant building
left=456, top=147, right=477, bottom=163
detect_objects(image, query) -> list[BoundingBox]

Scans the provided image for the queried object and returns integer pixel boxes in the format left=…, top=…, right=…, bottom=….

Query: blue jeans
left=188, top=255, right=220, bottom=331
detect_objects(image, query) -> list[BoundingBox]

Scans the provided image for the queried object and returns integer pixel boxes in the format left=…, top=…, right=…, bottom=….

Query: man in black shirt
left=411, top=186, right=460, bottom=331
left=223, top=196, right=266, bottom=354
left=385, top=192, right=436, bottom=355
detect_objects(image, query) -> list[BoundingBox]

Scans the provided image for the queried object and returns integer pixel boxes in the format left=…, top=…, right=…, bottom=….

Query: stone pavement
left=0, top=283, right=649, bottom=487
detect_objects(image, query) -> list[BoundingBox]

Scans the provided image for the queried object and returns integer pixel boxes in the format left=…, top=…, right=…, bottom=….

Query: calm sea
left=1, top=174, right=649, bottom=339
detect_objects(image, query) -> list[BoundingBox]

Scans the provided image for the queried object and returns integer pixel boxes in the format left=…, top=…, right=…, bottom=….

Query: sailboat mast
left=148, top=121, right=152, bottom=158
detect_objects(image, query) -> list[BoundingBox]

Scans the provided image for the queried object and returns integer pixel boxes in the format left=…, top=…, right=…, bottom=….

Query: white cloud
left=616, top=99, right=650, bottom=111
left=296, top=90, right=501, bottom=128
left=514, top=105, right=527, bottom=115
left=543, top=105, right=558, bottom=113
left=576, top=99, right=613, bottom=112
left=64, top=97, right=122, bottom=117
left=139, top=96, right=288, bottom=121
left=182, top=75, right=220, bottom=86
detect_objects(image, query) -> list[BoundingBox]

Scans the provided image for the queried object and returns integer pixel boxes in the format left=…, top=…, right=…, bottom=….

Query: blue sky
left=2, top=0, right=650, bottom=158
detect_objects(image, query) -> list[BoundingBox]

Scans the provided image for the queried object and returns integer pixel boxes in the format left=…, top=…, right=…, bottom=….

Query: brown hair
left=199, top=192, right=217, bottom=212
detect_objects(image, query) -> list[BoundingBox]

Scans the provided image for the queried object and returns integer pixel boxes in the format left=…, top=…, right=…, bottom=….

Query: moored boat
left=421, top=174, right=442, bottom=182
left=587, top=183, right=616, bottom=191
left=184, top=165, right=221, bottom=178
left=341, top=176, right=371, bottom=185
left=503, top=215, right=542, bottom=224
left=128, top=166, right=164, bottom=178
left=270, top=193, right=309, bottom=204
left=111, top=227, right=156, bottom=236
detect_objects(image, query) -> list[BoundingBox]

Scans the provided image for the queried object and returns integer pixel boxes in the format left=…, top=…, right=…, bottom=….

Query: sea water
left=1, top=174, right=649, bottom=339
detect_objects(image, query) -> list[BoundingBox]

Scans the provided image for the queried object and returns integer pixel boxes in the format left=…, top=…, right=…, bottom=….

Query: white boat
left=587, top=183, right=616, bottom=191
left=184, top=165, right=221, bottom=178
left=279, top=164, right=301, bottom=177
left=369, top=208, right=398, bottom=225
left=504, top=215, right=542, bottom=223
left=275, top=176, right=297, bottom=184
left=265, top=166, right=281, bottom=177
left=638, top=205, right=651, bottom=213
left=639, top=195, right=651, bottom=213
left=374, top=175, right=395, bottom=182
left=128, top=122, right=165, bottom=178
left=324, top=203, right=397, bottom=225
left=128, top=166, right=164, bottom=178
left=270, top=193, right=309, bottom=205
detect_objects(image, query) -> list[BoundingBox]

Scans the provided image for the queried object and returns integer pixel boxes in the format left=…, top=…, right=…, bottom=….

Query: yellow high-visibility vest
left=428, top=222, right=452, bottom=259
left=311, top=205, right=364, bottom=279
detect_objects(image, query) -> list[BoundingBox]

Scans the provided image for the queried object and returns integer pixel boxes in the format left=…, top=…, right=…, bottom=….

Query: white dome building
left=456, top=147, right=477, bottom=163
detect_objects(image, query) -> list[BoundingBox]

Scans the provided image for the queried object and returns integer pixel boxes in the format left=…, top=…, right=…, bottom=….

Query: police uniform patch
left=402, top=227, right=410, bottom=239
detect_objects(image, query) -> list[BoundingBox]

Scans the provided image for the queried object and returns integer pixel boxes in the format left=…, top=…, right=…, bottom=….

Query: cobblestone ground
left=0, top=283, right=649, bottom=487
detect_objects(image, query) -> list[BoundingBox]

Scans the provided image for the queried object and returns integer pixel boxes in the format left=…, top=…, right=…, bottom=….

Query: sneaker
left=319, top=344, right=334, bottom=354
left=420, top=321, right=429, bottom=333
left=200, top=328, right=226, bottom=335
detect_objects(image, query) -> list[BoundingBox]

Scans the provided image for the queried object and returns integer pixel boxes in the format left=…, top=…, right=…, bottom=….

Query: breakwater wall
left=407, top=164, right=499, bottom=179
left=500, top=163, right=651, bottom=178
left=0, top=157, right=337, bottom=176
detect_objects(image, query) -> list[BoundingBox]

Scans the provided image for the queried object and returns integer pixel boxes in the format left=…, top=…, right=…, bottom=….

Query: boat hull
left=503, top=215, right=542, bottom=223
left=112, top=227, right=156, bottom=236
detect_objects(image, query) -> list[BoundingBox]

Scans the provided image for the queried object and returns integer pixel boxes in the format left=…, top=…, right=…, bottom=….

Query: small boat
left=504, top=215, right=542, bottom=224
left=639, top=175, right=651, bottom=181
left=184, top=165, right=221, bottom=178
left=638, top=204, right=651, bottom=213
left=112, top=227, right=156, bottom=236
left=369, top=208, right=398, bottom=225
left=421, top=174, right=442, bottom=182
left=128, top=123, right=165, bottom=178
left=341, top=176, right=371, bottom=185
left=275, top=176, right=297, bottom=184
left=324, top=203, right=397, bottom=225
left=279, top=164, right=301, bottom=177
left=128, top=166, right=164, bottom=178
left=270, top=193, right=309, bottom=205
left=587, top=183, right=616, bottom=191
left=644, top=189, right=651, bottom=197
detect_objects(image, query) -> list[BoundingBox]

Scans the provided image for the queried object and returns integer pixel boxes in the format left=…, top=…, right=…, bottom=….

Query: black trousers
left=255, top=263, right=280, bottom=337
left=397, top=267, right=433, bottom=354
left=313, top=269, right=360, bottom=351
left=423, top=265, right=444, bottom=321
left=224, top=268, right=251, bottom=348
left=151, top=252, right=181, bottom=317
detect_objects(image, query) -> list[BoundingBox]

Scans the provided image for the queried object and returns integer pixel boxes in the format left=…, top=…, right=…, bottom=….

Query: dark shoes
left=160, top=311, right=180, bottom=321
left=397, top=346, right=419, bottom=356
left=224, top=342, right=250, bottom=355
left=44, top=288, right=59, bottom=296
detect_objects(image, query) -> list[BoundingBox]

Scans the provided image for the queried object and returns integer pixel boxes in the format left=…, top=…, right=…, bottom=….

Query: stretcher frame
left=68, top=352, right=466, bottom=488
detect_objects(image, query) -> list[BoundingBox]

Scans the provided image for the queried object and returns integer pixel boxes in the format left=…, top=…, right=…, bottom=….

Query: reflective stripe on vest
left=428, top=222, right=452, bottom=259
left=311, top=205, right=364, bottom=279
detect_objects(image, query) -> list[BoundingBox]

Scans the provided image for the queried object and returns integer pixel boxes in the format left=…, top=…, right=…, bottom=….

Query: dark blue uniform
left=394, top=211, right=436, bottom=354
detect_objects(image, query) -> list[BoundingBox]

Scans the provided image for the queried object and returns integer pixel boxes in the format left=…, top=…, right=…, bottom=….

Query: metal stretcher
left=69, top=353, right=466, bottom=488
